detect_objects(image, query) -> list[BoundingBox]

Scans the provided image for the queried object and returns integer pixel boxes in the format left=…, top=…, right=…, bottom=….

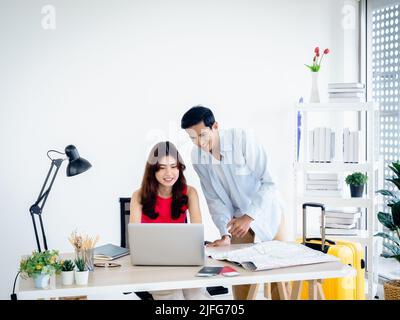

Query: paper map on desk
left=205, top=241, right=338, bottom=271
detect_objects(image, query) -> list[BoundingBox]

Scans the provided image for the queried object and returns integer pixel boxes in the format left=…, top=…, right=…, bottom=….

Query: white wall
left=0, top=0, right=359, bottom=299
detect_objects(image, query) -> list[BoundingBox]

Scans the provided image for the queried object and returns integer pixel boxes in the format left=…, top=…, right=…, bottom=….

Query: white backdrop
left=0, top=0, right=359, bottom=299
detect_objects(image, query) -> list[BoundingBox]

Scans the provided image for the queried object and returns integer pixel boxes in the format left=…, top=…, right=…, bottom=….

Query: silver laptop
left=128, top=223, right=205, bottom=266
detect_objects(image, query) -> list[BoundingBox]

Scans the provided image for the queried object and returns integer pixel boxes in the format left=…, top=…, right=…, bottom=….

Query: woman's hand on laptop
left=206, top=235, right=231, bottom=247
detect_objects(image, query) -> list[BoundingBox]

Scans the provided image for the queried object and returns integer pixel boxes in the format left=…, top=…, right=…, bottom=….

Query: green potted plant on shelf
left=345, top=172, right=368, bottom=197
left=74, top=257, right=89, bottom=285
left=375, top=161, right=400, bottom=300
left=19, top=249, right=62, bottom=289
left=61, top=259, right=75, bottom=286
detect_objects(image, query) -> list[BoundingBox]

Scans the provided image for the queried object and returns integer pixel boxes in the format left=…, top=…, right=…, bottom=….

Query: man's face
left=185, top=121, right=218, bottom=152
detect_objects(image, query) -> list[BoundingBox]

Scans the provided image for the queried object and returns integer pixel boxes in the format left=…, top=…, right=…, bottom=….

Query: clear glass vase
left=83, top=248, right=95, bottom=271
left=309, top=71, right=320, bottom=103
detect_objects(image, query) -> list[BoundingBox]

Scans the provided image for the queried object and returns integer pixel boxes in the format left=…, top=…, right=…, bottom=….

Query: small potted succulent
left=345, top=172, right=368, bottom=197
left=74, top=257, right=89, bottom=285
left=19, top=250, right=62, bottom=289
left=61, top=259, right=75, bottom=286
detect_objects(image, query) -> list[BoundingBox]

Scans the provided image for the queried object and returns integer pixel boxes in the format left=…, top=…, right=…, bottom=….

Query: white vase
left=75, top=270, right=89, bottom=286
left=309, top=71, right=320, bottom=103
left=33, top=274, right=50, bottom=289
left=61, top=271, right=74, bottom=286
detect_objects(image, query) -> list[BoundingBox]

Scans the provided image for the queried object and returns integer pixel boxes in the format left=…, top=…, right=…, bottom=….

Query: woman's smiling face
left=155, top=155, right=179, bottom=188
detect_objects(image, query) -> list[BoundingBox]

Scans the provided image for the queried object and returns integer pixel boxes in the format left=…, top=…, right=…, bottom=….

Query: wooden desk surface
left=17, top=245, right=355, bottom=300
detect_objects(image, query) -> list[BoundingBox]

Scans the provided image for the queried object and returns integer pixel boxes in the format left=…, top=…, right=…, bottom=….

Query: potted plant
left=19, top=250, right=62, bottom=289
left=345, top=172, right=368, bottom=197
left=74, top=257, right=89, bottom=285
left=375, top=161, right=400, bottom=300
left=61, top=259, right=75, bottom=286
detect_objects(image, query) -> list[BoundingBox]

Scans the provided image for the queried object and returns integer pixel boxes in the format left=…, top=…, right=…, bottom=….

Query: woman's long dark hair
left=140, top=141, right=188, bottom=220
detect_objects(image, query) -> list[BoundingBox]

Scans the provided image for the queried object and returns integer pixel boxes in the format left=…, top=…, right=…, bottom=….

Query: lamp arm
left=29, top=158, right=64, bottom=252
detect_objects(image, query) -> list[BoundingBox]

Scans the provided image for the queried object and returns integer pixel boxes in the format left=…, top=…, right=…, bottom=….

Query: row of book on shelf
left=304, top=173, right=361, bottom=235
left=308, top=127, right=361, bottom=163
left=328, top=82, right=366, bottom=103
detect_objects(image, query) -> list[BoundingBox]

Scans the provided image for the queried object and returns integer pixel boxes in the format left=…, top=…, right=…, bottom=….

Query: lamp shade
left=65, top=145, right=92, bottom=177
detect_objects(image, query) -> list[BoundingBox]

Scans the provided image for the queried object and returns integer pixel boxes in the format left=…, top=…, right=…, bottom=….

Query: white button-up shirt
left=192, top=128, right=282, bottom=242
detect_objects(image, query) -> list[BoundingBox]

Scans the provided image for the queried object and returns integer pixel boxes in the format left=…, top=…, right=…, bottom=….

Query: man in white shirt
left=181, top=106, right=285, bottom=300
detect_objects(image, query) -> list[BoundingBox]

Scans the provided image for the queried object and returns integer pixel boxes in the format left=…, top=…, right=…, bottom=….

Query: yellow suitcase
left=329, top=238, right=365, bottom=299
left=298, top=203, right=365, bottom=300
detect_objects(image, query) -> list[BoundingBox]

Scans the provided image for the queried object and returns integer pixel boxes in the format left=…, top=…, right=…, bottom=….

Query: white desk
left=17, top=248, right=355, bottom=300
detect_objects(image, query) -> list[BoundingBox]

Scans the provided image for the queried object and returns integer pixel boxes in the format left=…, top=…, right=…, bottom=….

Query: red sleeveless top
left=141, top=187, right=188, bottom=223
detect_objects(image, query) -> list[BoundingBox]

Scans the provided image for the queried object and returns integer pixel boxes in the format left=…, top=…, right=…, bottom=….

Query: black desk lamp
left=29, top=145, right=92, bottom=252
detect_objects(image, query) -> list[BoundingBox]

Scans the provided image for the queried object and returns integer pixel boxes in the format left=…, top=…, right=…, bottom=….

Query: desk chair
left=119, top=197, right=228, bottom=299
left=120, top=197, right=153, bottom=300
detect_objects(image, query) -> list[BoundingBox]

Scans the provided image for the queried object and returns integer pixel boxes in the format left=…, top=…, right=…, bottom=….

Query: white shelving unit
left=293, top=102, right=382, bottom=300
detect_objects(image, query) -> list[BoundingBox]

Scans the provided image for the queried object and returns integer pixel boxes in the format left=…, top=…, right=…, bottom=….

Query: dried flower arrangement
left=68, top=230, right=99, bottom=254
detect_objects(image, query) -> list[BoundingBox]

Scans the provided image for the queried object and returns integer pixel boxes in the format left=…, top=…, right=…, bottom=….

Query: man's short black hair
left=181, top=106, right=216, bottom=129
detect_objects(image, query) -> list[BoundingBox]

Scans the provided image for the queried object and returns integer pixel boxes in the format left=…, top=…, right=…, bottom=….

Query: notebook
left=93, top=243, right=129, bottom=261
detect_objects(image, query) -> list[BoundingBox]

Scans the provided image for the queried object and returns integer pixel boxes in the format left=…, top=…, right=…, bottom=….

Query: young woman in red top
left=129, top=141, right=211, bottom=300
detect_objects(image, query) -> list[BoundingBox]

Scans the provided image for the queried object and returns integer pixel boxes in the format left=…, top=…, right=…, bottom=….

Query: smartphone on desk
left=220, top=266, right=239, bottom=277
left=196, top=266, right=223, bottom=277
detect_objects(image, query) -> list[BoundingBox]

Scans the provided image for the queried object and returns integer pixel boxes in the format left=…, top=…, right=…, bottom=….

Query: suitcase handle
left=302, top=202, right=326, bottom=252
left=305, top=238, right=336, bottom=245
left=302, top=203, right=325, bottom=210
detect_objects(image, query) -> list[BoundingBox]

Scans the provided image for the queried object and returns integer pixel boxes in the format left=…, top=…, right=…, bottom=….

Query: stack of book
left=305, top=173, right=342, bottom=197
left=328, top=83, right=366, bottom=102
left=343, top=128, right=361, bottom=163
left=308, top=127, right=335, bottom=163
left=322, top=208, right=362, bottom=235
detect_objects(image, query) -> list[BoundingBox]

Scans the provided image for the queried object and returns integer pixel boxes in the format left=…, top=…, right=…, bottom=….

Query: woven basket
left=384, top=280, right=400, bottom=300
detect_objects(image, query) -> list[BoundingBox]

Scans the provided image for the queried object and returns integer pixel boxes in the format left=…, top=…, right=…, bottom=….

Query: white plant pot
left=61, top=271, right=74, bottom=286
left=74, top=270, right=89, bottom=286
left=33, top=274, right=50, bottom=289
